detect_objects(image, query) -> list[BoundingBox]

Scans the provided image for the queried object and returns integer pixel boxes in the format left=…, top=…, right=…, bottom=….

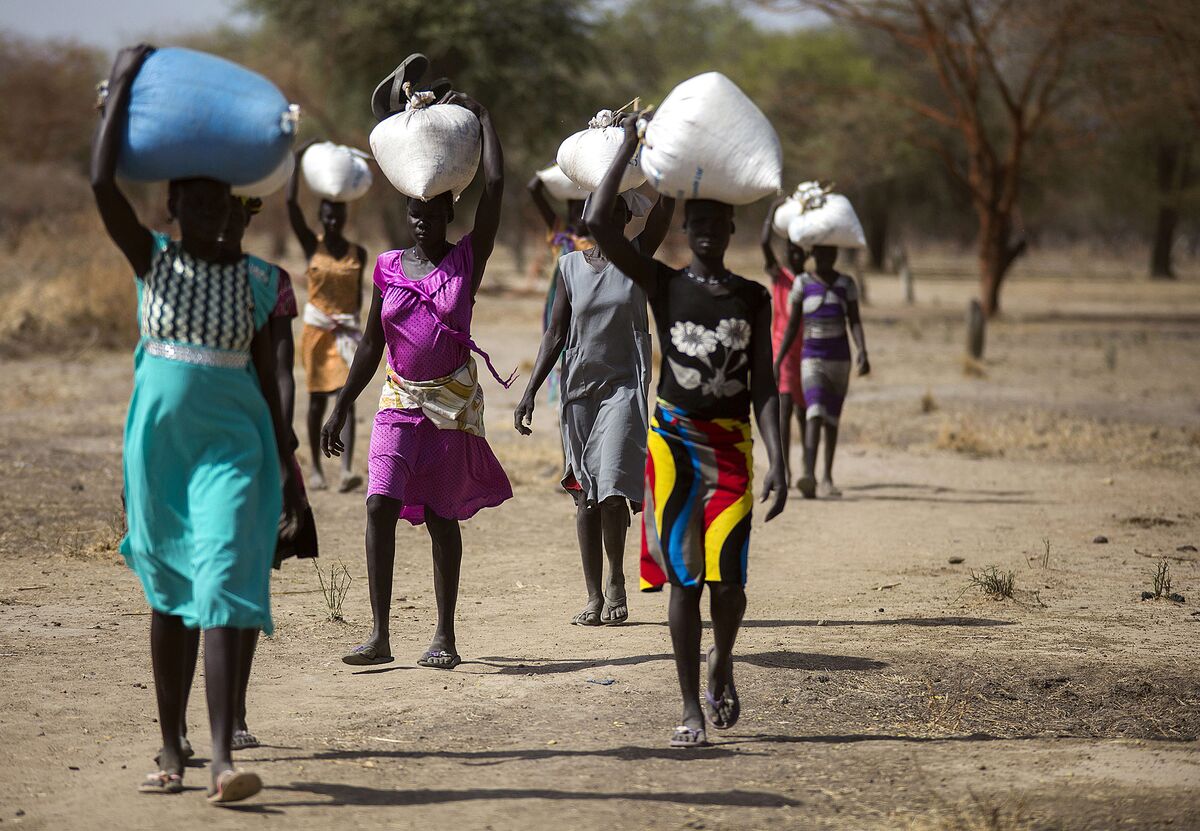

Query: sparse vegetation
left=969, top=566, right=1016, bottom=600
left=314, top=561, right=353, bottom=622
left=920, top=388, right=938, bottom=414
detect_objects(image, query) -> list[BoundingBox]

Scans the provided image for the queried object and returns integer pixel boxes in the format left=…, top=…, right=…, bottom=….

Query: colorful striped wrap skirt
left=640, top=400, right=754, bottom=591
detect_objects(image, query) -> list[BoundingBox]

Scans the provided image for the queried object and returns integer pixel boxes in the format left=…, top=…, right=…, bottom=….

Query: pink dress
left=771, top=266, right=804, bottom=397
left=368, top=234, right=513, bottom=525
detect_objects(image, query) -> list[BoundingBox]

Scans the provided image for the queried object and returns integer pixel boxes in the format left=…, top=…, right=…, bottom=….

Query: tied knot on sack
left=796, top=180, right=835, bottom=213
left=280, top=104, right=301, bottom=135
left=403, top=82, right=437, bottom=112
left=589, top=109, right=616, bottom=129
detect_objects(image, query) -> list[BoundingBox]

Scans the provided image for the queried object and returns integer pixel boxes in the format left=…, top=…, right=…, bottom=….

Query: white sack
left=640, top=72, right=781, bottom=205
left=536, top=163, right=589, bottom=201
left=556, top=110, right=645, bottom=192
left=787, top=193, right=867, bottom=249
left=302, top=142, right=373, bottom=202
left=232, top=152, right=294, bottom=198
left=369, top=103, right=481, bottom=201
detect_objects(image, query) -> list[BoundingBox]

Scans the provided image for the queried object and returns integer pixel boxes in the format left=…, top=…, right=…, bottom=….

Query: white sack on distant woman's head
left=639, top=72, right=782, bottom=205
left=232, top=152, right=294, bottom=198
left=772, top=181, right=825, bottom=236
left=301, top=142, right=373, bottom=202
left=557, top=109, right=645, bottom=192
left=536, top=163, right=590, bottom=201
left=370, top=103, right=481, bottom=201
left=787, top=192, right=867, bottom=249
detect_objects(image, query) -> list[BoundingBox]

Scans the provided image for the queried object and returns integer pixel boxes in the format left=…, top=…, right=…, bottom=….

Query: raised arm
left=514, top=267, right=571, bottom=435
left=441, top=92, right=503, bottom=295
left=91, top=45, right=154, bottom=276
left=584, top=114, right=660, bottom=291
left=752, top=296, right=787, bottom=522
left=526, top=174, right=558, bottom=231
left=774, top=291, right=803, bottom=379
left=286, top=141, right=318, bottom=260
left=321, top=285, right=385, bottom=457
left=635, top=195, right=676, bottom=257
left=761, top=196, right=786, bottom=280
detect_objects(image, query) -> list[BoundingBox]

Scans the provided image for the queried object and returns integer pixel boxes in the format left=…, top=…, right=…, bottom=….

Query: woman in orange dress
left=288, top=143, right=368, bottom=492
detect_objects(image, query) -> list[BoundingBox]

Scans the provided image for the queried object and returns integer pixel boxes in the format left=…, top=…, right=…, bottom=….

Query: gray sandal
left=669, top=725, right=709, bottom=748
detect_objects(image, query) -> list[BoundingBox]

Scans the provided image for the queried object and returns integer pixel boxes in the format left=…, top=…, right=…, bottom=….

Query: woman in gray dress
left=515, top=190, right=675, bottom=625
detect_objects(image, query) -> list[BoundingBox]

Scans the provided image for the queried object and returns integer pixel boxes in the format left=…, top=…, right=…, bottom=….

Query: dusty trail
left=1, top=272, right=1198, bottom=829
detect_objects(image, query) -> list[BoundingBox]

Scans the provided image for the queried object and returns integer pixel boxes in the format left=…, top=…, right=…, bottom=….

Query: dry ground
left=1, top=254, right=1198, bottom=830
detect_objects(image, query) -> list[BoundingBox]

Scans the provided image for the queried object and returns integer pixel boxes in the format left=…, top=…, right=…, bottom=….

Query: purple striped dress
left=789, top=271, right=858, bottom=424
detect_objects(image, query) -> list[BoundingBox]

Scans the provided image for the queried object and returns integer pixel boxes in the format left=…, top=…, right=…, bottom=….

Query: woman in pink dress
left=761, top=198, right=806, bottom=485
left=321, top=90, right=512, bottom=669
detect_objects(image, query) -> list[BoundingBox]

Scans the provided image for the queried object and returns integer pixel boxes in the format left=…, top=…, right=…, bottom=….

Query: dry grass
left=903, top=794, right=1038, bottom=831
left=0, top=211, right=136, bottom=355
left=935, top=416, right=999, bottom=457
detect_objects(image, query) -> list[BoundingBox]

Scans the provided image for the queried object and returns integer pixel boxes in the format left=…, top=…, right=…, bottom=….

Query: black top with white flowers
left=646, top=263, right=770, bottom=420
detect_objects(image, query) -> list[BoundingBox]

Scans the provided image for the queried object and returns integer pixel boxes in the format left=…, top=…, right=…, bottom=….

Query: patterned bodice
left=139, top=233, right=275, bottom=361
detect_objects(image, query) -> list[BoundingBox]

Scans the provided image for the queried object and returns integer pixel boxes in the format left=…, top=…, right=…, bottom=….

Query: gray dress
left=558, top=248, right=652, bottom=510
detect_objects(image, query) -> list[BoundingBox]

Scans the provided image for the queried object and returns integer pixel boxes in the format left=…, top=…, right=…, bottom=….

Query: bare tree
left=758, top=0, right=1092, bottom=317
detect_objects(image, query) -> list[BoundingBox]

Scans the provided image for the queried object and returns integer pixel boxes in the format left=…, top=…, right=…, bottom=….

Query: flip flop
left=669, top=725, right=709, bottom=748
left=705, top=646, right=740, bottom=729
left=341, top=644, right=394, bottom=666
left=371, top=53, right=430, bottom=121
left=601, top=597, right=629, bottom=625
left=207, top=769, right=262, bottom=805
left=417, top=649, right=461, bottom=670
left=231, top=729, right=260, bottom=751
left=572, top=608, right=603, bottom=626
left=138, top=771, right=183, bottom=794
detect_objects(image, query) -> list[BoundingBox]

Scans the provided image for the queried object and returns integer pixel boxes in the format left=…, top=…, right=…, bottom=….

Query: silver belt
left=144, top=339, right=248, bottom=369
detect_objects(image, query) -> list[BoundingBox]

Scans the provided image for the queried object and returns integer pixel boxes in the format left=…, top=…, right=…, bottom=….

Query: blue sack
left=118, top=47, right=297, bottom=186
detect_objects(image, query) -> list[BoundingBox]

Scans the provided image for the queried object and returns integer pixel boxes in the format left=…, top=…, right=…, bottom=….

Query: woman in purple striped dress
left=774, top=245, right=869, bottom=498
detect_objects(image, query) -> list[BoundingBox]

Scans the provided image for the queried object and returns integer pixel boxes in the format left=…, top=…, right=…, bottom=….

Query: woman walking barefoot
left=586, top=114, right=787, bottom=747
left=761, top=198, right=807, bottom=486
left=287, top=143, right=368, bottom=493
left=92, top=46, right=299, bottom=803
left=514, top=190, right=675, bottom=626
left=774, top=245, right=870, bottom=499
left=323, top=90, right=513, bottom=670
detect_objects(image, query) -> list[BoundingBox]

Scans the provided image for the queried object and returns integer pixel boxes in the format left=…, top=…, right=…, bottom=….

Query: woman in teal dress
left=91, top=46, right=299, bottom=804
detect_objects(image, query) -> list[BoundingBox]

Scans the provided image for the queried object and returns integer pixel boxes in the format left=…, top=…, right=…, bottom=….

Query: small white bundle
left=536, top=163, right=589, bottom=201
left=639, top=72, right=782, bottom=205
left=556, top=109, right=645, bottom=192
left=301, top=142, right=373, bottom=202
left=370, top=97, right=481, bottom=201
left=787, top=191, right=867, bottom=249
left=232, top=152, right=295, bottom=198
left=771, top=181, right=825, bottom=236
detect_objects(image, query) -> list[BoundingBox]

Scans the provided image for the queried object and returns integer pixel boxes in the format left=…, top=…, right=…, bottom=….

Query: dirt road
left=1, top=267, right=1198, bottom=830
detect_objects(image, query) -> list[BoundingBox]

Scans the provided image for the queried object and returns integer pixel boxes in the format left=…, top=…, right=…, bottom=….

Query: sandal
left=705, top=647, right=741, bottom=729
left=669, top=725, right=709, bottom=748
left=572, top=608, right=603, bottom=627
left=207, top=769, right=262, bottom=805
left=371, top=53, right=430, bottom=121
left=417, top=649, right=461, bottom=670
left=341, top=643, right=394, bottom=666
left=138, top=771, right=184, bottom=794
left=601, top=594, right=629, bottom=625
left=231, top=729, right=260, bottom=751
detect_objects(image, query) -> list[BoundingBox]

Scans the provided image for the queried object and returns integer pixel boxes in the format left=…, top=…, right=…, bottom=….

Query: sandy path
left=0, top=272, right=1198, bottom=829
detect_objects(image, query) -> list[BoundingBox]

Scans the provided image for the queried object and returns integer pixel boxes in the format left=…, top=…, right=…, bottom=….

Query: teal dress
left=120, top=232, right=282, bottom=634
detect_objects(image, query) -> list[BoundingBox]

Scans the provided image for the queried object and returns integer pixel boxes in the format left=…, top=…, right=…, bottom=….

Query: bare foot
left=601, top=582, right=628, bottom=625
left=310, top=468, right=328, bottom=491
left=572, top=595, right=604, bottom=626
left=796, top=474, right=817, bottom=499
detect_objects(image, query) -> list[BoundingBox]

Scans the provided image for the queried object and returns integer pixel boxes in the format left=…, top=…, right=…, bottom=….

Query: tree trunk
left=862, top=180, right=893, bottom=271
left=977, top=206, right=1026, bottom=319
left=1150, top=142, right=1189, bottom=279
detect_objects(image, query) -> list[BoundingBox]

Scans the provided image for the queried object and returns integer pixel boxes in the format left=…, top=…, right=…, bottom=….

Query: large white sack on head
left=369, top=104, right=481, bottom=201
left=232, top=152, right=294, bottom=198
left=536, top=164, right=589, bottom=201
left=556, top=110, right=645, bottom=192
left=640, top=72, right=781, bottom=205
left=302, top=142, right=373, bottom=202
left=787, top=193, right=867, bottom=249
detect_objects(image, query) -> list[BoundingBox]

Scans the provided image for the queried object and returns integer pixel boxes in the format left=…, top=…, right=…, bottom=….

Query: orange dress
left=301, top=237, right=363, bottom=393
